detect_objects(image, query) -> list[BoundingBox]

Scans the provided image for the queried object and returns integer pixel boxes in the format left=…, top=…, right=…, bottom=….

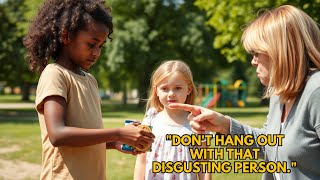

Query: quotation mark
left=166, top=134, right=172, bottom=141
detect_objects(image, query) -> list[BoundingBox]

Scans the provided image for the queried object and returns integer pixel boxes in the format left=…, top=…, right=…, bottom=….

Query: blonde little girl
left=134, top=60, right=211, bottom=180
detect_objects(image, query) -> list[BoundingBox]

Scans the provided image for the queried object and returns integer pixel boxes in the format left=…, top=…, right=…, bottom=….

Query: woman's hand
left=169, top=103, right=231, bottom=135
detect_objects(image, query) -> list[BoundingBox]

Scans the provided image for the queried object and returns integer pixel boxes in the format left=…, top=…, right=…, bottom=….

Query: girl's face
left=251, top=53, right=271, bottom=86
left=156, top=72, right=191, bottom=109
left=64, top=21, right=109, bottom=71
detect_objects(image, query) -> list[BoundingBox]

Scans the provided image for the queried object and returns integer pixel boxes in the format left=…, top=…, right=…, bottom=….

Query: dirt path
left=0, top=145, right=41, bottom=180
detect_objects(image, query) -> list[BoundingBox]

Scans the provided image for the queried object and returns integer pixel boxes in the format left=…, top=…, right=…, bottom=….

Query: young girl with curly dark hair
left=23, top=0, right=154, bottom=179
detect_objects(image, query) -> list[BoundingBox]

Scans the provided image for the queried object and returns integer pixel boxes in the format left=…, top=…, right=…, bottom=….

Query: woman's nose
left=251, top=57, right=258, bottom=67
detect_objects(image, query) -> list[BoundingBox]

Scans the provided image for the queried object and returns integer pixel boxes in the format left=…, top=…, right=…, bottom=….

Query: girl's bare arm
left=43, top=95, right=154, bottom=149
left=134, top=153, right=147, bottom=180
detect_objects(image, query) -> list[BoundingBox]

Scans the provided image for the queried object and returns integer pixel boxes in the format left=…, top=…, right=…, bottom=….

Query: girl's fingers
left=135, top=143, right=144, bottom=150
left=132, top=121, right=141, bottom=126
left=140, top=130, right=155, bottom=139
left=136, top=139, right=152, bottom=152
left=140, top=134, right=154, bottom=144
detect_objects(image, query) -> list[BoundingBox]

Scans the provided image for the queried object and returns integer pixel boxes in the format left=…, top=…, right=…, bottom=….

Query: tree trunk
left=21, top=82, right=30, bottom=102
left=10, top=86, right=14, bottom=95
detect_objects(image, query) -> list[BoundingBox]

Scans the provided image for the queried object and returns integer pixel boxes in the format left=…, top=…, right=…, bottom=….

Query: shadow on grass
left=0, top=100, right=269, bottom=124
left=0, top=103, right=144, bottom=124
left=0, top=109, right=38, bottom=124
left=0, top=118, right=38, bottom=124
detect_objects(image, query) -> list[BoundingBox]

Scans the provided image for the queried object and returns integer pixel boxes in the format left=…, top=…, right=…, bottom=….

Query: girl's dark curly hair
left=23, top=0, right=113, bottom=73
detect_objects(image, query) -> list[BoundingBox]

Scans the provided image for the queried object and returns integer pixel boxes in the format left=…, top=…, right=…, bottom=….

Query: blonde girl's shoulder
left=145, top=107, right=158, bottom=118
left=142, top=107, right=159, bottom=126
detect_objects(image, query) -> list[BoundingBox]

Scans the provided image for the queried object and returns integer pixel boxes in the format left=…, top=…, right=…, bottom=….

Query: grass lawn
left=0, top=95, right=267, bottom=179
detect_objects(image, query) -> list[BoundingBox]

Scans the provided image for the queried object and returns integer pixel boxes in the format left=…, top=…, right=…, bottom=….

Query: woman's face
left=251, top=53, right=271, bottom=86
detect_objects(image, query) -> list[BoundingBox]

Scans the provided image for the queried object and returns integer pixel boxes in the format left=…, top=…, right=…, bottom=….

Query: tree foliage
left=194, top=0, right=320, bottom=63
left=0, top=0, right=42, bottom=100
left=0, top=0, right=26, bottom=83
left=100, top=0, right=227, bottom=105
left=0, top=0, right=34, bottom=99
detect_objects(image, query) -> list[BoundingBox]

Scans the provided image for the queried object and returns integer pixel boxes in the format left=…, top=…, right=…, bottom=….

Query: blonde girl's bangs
left=153, top=73, right=170, bottom=87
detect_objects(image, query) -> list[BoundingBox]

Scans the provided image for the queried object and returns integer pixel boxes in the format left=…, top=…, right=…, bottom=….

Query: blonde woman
left=170, top=5, right=320, bottom=180
left=134, top=60, right=211, bottom=180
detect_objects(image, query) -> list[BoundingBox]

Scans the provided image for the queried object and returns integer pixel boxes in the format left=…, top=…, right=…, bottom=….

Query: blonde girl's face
left=156, top=72, right=191, bottom=109
left=251, top=53, right=271, bottom=86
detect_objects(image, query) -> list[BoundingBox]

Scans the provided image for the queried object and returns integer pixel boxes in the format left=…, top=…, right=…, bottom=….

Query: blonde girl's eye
left=175, top=87, right=182, bottom=90
left=157, top=85, right=167, bottom=91
left=161, top=87, right=168, bottom=91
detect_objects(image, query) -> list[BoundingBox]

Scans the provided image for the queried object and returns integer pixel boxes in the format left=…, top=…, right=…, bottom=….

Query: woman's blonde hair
left=241, top=5, right=320, bottom=102
left=146, top=60, right=197, bottom=112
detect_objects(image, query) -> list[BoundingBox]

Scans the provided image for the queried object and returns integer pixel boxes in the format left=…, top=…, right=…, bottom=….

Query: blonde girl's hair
left=241, top=5, right=320, bottom=103
left=146, top=60, right=197, bottom=112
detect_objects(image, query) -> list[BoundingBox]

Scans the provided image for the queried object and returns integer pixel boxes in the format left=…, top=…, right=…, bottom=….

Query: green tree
left=0, top=0, right=38, bottom=101
left=194, top=0, right=320, bottom=63
left=101, top=0, right=227, bottom=106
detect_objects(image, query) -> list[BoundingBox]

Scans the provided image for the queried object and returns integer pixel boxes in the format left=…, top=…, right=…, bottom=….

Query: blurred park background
left=0, top=0, right=319, bottom=179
